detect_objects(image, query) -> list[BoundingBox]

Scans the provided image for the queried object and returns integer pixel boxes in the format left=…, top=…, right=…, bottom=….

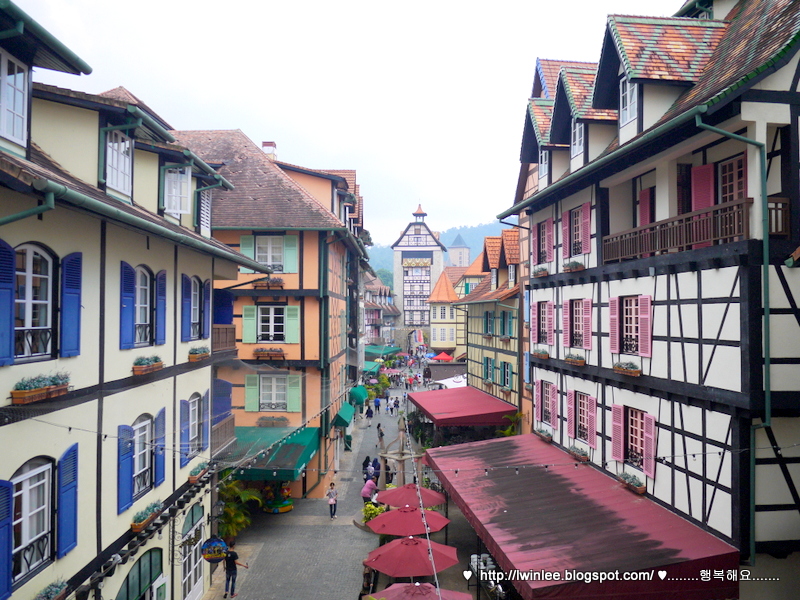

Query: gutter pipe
left=0, top=191, right=54, bottom=226
left=31, top=178, right=269, bottom=273
left=694, top=115, right=771, bottom=567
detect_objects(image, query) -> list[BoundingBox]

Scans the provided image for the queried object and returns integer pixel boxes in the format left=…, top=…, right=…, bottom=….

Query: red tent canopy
left=408, top=387, right=517, bottom=426
left=432, top=352, right=453, bottom=361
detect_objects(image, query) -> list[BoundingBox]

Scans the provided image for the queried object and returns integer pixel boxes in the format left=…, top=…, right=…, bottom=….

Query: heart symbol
left=658, top=571, right=667, bottom=580
left=463, top=570, right=473, bottom=581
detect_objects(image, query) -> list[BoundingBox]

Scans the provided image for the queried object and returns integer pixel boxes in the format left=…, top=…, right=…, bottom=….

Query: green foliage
left=189, top=346, right=210, bottom=355
left=613, top=361, right=640, bottom=371
left=132, top=500, right=163, bottom=524
left=495, top=412, right=524, bottom=437
left=217, top=479, right=264, bottom=540
left=568, top=445, right=589, bottom=458
left=619, top=472, right=644, bottom=488
left=565, top=353, right=584, bottom=361
left=362, top=502, right=386, bottom=523
left=33, top=580, right=67, bottom=600
left=13, top=375, right=50, bottom=390
left=133, top=355, right=162, bottom=366
left=375, top=268, right=393, bottom=290
left=563, top=260, right=584, bottom=270
left=190, top=462, right=208, bottom=476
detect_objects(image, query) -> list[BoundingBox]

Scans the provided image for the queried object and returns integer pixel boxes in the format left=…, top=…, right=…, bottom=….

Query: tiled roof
left=500, top=229, right=520, bottom=265
left=560, top=67, right=618, bottom=121
left=609, top=15, right=728, bottom=83
left=325, top=169, right=363, bottom=227
left=413, top=204, right=427, bottom=216
left=535, top=59, right=596, bottom=99
left=458, top=273, right=492, bottom=303
left=483, top=237, right=502, bottom=270
left=170, top=130, right=345, bottom=230
left=444, top=266, right=468, bottom=284
left=100, top=86, right=174, bottom=130
left=458, top=274, right=519, bottom=304
left=528, top=99, right=567, bottom=149
left=463, top=252, right=487, bottom=277
left=428, top=271, right=459, bottom=304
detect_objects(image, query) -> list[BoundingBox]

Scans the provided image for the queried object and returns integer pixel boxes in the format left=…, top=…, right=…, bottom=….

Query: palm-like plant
left=496, top=412, right=524, bottom=437
left=217, top=479, right=264, bottom=540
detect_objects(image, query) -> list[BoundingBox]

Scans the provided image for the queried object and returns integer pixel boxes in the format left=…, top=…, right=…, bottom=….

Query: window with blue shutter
left=155, top=270, right=166, bottom=345
left=213, top=289, right=234, bottom=325
left=179, top=400, right=190, bottom=467
left=57, top=444, right=78, bottom=557
left=120, top=262, right=136, bottom=350
left=117, top=425, right=134, bottom=513
left=181, top=275, right=191, bottom=342
left=202, top=280, right=211, bottom=339
left=201, top=391, right=209, bottom=451
left=212, top=379, right=233, bottom=425
left=0, top=480, right=12, bottom=600
left=60, top=253, right=82, bottom=357
left=154, top=408, right=165, bottom=487
left=0, top=238, right=15, bottom=365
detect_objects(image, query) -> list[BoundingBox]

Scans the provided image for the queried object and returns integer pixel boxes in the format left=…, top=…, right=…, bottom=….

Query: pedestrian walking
left=388, top=399, right=394, bottom=416
left=326, top=482, right=338, bottom=519
left=394, top=398, right=400, bottom=414
left=223, top=541, right=248, bottom=598
left=372, top=457, right=381, bottom=481
left=361, top=475, right=378, bottom=504
left=365, top=406, right=373, bottom=427
left=374, top=396, right=381, bottom=414
left=362, top=456, right=371, bottom=481
left=376, top=423, right=385, bottom=450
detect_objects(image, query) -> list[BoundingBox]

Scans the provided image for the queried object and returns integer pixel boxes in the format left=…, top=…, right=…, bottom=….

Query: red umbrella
left=375, top=582, right=472, bottom=600
left=397, top=352, right=410, bottom=356
left=377, top=483, right=446, bottom=508
left=433, top=352, right=453, bottom=361
left=363, top=537, right=459, bottom=577
left=367, top=505, right=450, bottom=536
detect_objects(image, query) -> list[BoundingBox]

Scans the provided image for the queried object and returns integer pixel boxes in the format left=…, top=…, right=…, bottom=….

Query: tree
left=375, top=268, right=393, bottom=290
left=217, top=478, right=263, bottom=541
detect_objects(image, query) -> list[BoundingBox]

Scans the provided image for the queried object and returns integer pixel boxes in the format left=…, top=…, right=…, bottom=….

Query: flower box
left=533, top=269, right=549, bottom=278
left=618, top=477, right=646, bottom=495
left=131, top=510, right=161, bottom=533
left=613, top=366, right=641, bottom=377
left=188, top=468, right=208, bottom=484
left=254, top=350, right=285, bottom=360
left=534, top=430, right=552, bottom=443
left=532, top=352, right=549, bottom=360
left=188, top=352, right=209, bottom=362
left=565, top=358, right=585, bottom=367
left=563, top=265, right=585, bottom=273
left=46, top=384, right=70, bottom=399
left=132, top=362, right=163, bottom=376
left=568, top=449, right=590, bottom=462
left=499, top=335, right=511, bottom=342
left=10, top=388, right=49, bottom=405
left=253, top=281, right=284, bottom=289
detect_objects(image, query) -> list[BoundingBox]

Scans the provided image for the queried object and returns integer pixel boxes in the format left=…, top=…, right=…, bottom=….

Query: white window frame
left=620, top=79, right=638, bottom=126
left=259, top=374, right=288, bottom=411
left=133, top=415, right=153, bottom=498
left=164, top=167, right=192, bottom=216
left=539, top=149, right=549, bottom=181
left=3, top=52, right=27, bottom=145
left=570, top=119, right=584, bottom=158
left=508, top=264, right=516, bottom=286
left=627, top=407, right=645, bottom=468
left=257, top=305, right=286, bottom=342
left=576, top=392, right=590, bottom=441
left=106, top=129, right=133, bottom=195
left=449, top=327, right=454, bottom=342
left=189, top=395, right=200, bottom=455
left=181, top=519, right=204, bottom=600
left=541, top=381, right=553, bottom=423
left=255, top=236, right=285, bottom=272
left=502, top=362, right=512, bottom=388
left=190, top=277, right=201, bottom=340
left=198, top=189, right=212, bottom=237
left=14, top=244, right=53, bottom=359
left=12, top=459, right=52, bottom=580
left=622, top=296, right=640, bottom=355
left=135, top=267, right=152, bottom=346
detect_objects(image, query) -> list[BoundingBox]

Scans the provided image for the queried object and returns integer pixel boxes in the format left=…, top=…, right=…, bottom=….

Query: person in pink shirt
left=361, top=475, right=378, bottom=504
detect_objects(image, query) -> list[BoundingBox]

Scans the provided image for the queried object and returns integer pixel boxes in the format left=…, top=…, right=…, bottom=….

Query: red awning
left=409, top=387, right=518, bottom=426
left=425, top=435, right=740, bottom=600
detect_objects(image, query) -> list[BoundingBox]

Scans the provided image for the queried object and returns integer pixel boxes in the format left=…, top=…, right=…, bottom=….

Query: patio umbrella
left=375, top=582, right=472, bottom=600
left=367, top=505, right=450, bottom=536
left=363, top=537, right=459, bottom=577
left=377, top=483, right=446, bottom=508
left=369, top=378, right=378, bottom=384
left=433, top=352, right=453, bottom=362
left=397, top=352, right=410, bottom=357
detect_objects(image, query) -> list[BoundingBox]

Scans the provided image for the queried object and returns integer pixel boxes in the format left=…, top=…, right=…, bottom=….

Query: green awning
left=349, top=385, right=368, bottom=405
left=364, top=361, right=381, bottom=374
left=365, top=345, right=402, bottom=357
left=333, top=402, right=355, bottom=427
left=236, top=427, right=320, bottom=481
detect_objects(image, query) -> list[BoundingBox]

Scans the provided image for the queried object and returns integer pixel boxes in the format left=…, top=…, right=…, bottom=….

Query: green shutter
left=243, top=305, right=257, bottom=343
left=286, top=375, right=301, bottom=412
left=245, top=374, right=260, bottom=411
left=240, top=235, right=255, bottom=274
left=283, top=235, right=298, bottom=273
left=500, top=311, right=507, bottom=336
left=284, top=306, right=300, bottom=344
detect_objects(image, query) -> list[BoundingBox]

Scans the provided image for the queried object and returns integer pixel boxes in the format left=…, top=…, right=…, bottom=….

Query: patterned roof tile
left=444, top=266, right=468, bottom=285
left=428, top=271, right=460, bottom=304
left=500, top=229, right=520, bottom=265
left=463, top=252, right=487, bottom=277
left=535, top=59, right=597, bottom=99
left=528, top=99, right=568, bottom=149
left=483, top=237, right=502, bottom=270
left=561, top=67, right=618, bottom=121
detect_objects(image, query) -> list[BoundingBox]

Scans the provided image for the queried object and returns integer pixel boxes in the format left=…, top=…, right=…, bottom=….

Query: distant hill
left=366, top=220, right=514, bottom=273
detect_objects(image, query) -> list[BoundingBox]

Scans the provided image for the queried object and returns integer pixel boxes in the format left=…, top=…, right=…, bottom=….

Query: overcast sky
left=25, top=0, right=680, bottom=246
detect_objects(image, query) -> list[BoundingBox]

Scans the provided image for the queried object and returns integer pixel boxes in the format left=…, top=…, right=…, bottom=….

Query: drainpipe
left=695, top=114, right=771, bottom=565
left=0, top=191, right=54, bottom=226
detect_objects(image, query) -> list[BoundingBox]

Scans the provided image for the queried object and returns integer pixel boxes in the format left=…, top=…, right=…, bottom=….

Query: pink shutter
left=531, top=303, right=538, bottom=345
left=562, top=301, right=570, bottom=347
left=643, top=413, right=657, bottom=479
left=531, top=225, right=539, bottom=266
left=545, top=218, right=554, bottom=262
left=534, top=380, right=542, bottom=422
left=549, top=384, right=559, bottom=430
left=582, top=298, right=592, bottom=350
left=566, top=390, right=575, bottom=438
left=609, top=297, right=620, bottom=354
left=611, top=404, right=624, bottom=461
left=581, top=202, right=591, bottom=254
left=638, top=188, right=651, bottom=227
left=587, top=396, right=597, bottom=449
left=562, top=210, right=570, bottom=259
left=691, top=164, right=715, bottom=249
left=546, top=302, right=555, bottom=346
left=638, top=295, right=652, bottom=357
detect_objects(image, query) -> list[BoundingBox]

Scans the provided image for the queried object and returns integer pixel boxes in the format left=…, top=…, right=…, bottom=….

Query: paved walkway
left=202, top=373, right=481, bottom=600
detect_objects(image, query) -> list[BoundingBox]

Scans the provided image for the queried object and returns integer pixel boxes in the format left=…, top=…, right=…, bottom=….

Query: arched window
left=135, top=266, right=153, bottom=345
left=15, top=244, right=53, bottom=359
left=11, top=457, right=53, bottom=579
left=132, top=414, right=153, bottom=498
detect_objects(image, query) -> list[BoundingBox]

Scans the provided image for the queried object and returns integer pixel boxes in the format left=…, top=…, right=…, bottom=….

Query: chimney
left=262, top=141, right=277, bottom=160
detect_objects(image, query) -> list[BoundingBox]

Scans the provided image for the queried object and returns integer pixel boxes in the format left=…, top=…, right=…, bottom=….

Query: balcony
left=603, top=198, right=789, bottom=263
left=212, top=324, right=236, bottom=352
left=211, top=413, right=235, bottom=458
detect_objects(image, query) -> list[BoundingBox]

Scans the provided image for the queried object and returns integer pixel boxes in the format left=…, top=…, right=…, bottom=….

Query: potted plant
left=254, top=276, right=284, bottom=289
left=563, top=260, right=585, bottom=273
left=565, top=353, right=585, bottom=367
left=10, top=375, right=50, bottom=404
left=188, top=346, right=210, bottom=362
left=567, top=445, right=590, bottom=462
left=534, top=428, right=553, bottom=443
left=188, top=461, right=209, bottom=484
left=46, top=371, right=71, bottom=398
left=533, top=266, right=549, bottom=278
left=618, top=472, right=646, bottom=494
left=132, top=356, right=163, bottom=375
left=613, top=361, right=641, bottom=377
left=532, top=347, right=549, bottom=360
left=254, top=347, right=284, bottom=359
left=33, top=580, right=68, bottom=600
left=131, top=500, right=163, bottom=532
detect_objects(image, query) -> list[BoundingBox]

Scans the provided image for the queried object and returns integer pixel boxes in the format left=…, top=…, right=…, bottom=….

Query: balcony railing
left=211, top=413, right=235, bottom=457
left=212, top=324, right=236, bottom=352
left=603, top=198, right=759, bottom=263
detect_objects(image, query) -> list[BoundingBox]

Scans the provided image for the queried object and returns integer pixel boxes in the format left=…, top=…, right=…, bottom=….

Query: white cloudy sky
left=24, top=0, right=680, bottom=245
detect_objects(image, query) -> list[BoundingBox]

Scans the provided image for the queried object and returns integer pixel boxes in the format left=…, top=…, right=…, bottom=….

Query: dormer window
left=2, top=52, right=27, bottom=145
left=619, top=79, right=638, bottom=126
left=570, top=120, right=584, bottom=158
left=508, top=264, right=516, bottom=286
left=106, top=129, right=133, bottom=195
left=164, top=167, right=192, bottom=216
left=539, top=149, right=549, bottom=181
